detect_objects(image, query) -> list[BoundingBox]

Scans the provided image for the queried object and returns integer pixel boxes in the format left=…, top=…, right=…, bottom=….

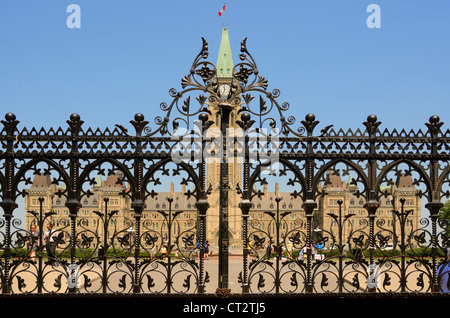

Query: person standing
left=44, top=223, right=58, bottom=263
left=27, top=224, right=39, bottom=261
left=160, top=245, right=167, bottom=260
left=265, top=242, right=273, bottom=259
left=196, top=241, right=202, bottom=260
left=204, top=241, right=211, bottom=260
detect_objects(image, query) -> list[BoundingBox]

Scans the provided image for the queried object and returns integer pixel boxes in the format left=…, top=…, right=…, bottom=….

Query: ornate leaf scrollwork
left=195, top=64, right=216, bottom=83
left=141, top=38, right=215, bottom=137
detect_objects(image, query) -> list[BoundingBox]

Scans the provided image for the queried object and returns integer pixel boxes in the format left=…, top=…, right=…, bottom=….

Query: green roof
left=216, top=26, right=234, bottom=79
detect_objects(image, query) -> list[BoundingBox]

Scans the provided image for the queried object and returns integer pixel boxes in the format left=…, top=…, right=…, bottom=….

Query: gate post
left=0, top=200, right=17, bottom=294
left=426, top=200, right=444, bottom=293
left=363, top=114, right=381, bottom=293
left=130, top=113, right=148, bottom=294
left=131, top=199, right=145, bottom=293
left=364, top=200, right=380, bottom=293
left=301, top=113, right=319, bottom=293
left=197, top=113, right=212, bottom=294
left=66, top=113, right=84, bottom=293
left=0, top=113, right=19, bottom=294
left=196, top=199, right=209, bottom=294
left=425, top=115, right=444, bottom=293
left=239, top=199, right=252, bottom=293
left=217, top=102, right=232, bottom=292
left=302, top=200, right=317, bottom=293
left=66, top=198, right=81, bottom=293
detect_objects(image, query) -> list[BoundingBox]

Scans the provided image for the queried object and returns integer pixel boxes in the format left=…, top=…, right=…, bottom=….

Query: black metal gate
left=1, top=36, right=450, bottom=296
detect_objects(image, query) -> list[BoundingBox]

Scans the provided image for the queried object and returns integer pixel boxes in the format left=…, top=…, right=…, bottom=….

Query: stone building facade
left=24, top=170, right=421, bottom=249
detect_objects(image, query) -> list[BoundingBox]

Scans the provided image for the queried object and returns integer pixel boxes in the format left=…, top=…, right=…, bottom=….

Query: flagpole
left=224, top=3, right=227, bottom=27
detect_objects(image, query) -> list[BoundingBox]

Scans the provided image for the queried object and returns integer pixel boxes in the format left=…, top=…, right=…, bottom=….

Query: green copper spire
left=216, top=25, right=234, bottom=79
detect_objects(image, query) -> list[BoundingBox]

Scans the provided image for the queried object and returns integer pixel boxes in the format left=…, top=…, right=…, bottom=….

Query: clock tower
left=206, top=25, right=243, bottom=245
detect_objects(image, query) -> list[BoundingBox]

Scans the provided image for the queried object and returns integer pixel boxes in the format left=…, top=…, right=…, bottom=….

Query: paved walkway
left=203, top=256, right=244, bottom=294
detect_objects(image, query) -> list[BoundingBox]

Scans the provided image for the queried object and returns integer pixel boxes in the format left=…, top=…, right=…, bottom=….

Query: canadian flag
left=218, top=5, right=226, bottom=16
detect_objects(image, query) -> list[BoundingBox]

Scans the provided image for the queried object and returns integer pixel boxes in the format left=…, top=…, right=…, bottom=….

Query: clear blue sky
left=1, top=0, right=450, bottom=132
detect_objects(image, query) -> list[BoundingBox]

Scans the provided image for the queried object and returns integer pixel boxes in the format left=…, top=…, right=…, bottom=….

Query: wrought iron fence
left=0, top=36, right=450, bottom=296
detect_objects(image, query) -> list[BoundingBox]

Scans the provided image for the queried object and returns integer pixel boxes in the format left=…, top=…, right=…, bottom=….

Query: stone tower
left=205, top=25, right=243, bottom=245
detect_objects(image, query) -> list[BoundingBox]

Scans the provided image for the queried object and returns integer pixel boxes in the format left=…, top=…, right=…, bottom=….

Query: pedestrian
left=189, top=246, right=195, bottom=260
left=196, top=241, right=201, bottom=260
left=265, top=242, right=273, bottom=259
left=44, top=223, right=58, bottom=263
left=299, top=248, right=304, bottom=261
left=27, top=224, right=39, bottom=261
left=310, top=244, right=316, bottom=260
left=439, top=249, right=450, bottom=293
left=160, top=245, right=167, bottom=260
left=301, top=246, right=307, bottom=260
left=204, top=241, right=210, bottom=260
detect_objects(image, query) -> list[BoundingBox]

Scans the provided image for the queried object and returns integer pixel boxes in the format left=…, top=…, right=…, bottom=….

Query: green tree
left=439, top=200, right=450, bottom=237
